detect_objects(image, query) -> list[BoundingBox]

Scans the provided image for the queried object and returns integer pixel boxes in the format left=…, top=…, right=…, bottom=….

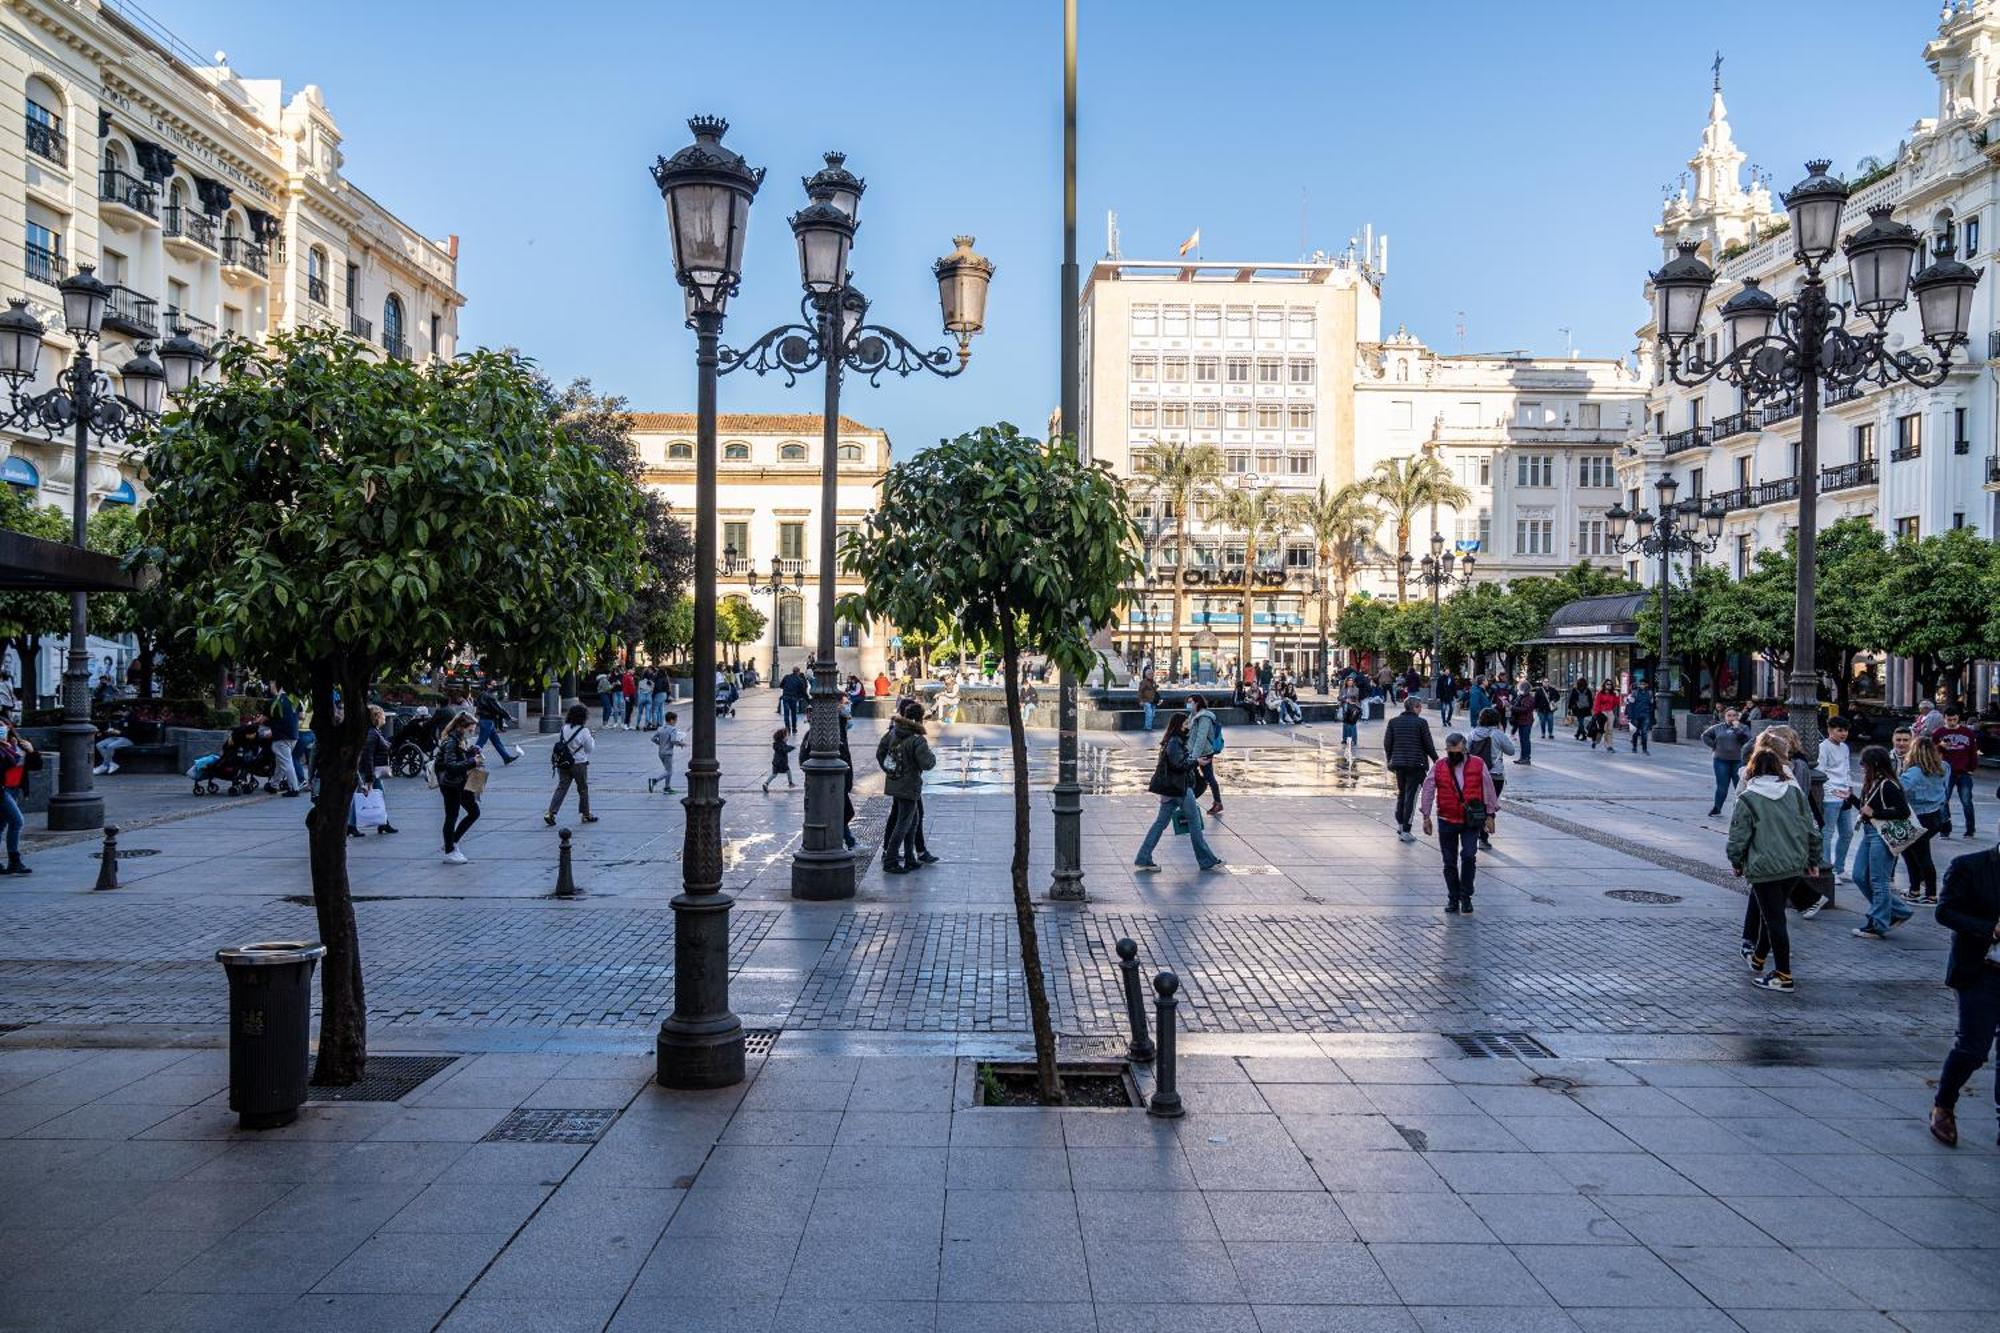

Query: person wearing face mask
left=0, top=715, right=33, bottom=874
left=1420, top=732, right=1496, bottom=914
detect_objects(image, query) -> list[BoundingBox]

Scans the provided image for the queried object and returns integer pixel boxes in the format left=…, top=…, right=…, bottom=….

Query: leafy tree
left=1871, top=527, right=2000, bottom=705
left=1636, top=562, right=1738, bottom=709
left=1440, top=581, right=1539, bottom=679
left=1294, top=481, right=1380, bottom=675
left=0, top=487, right=71, bottom=705
left=717, top=597, right=767, bottom=668
left=1362, top=456, right=1469, bottom=604
left=1211, top=484, right=1295, bottom=676
left=1336, top=594, right=1397, bottom=663
left=1132, top=440, right=1222, bottom=678
left=85, top=505, right=170, bottom=698
left=139, top=329, right=639, bottom=1083
left=651, top=595, right=694, bottom=666
left=842, top=423, right=1139, bottom=1103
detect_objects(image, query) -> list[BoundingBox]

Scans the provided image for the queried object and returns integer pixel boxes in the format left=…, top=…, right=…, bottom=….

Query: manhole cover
left=1605, top=889, right=1684, bottom=905
left=91, top=848, right=160, bottom=859
left=1444, top=1031, right=1558, bottom=1059
left=744, top=1029, right=781, bottom=1057
left=482, top=1107, right=619, bottom=1145
left=309, top=1054, right=458, bottom=1102
left=1532, top=1075, right=1578, bottom=1091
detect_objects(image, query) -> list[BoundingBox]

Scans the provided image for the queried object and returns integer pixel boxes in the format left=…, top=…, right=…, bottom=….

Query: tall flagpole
left=1049, top=0, right=1085, bottom=901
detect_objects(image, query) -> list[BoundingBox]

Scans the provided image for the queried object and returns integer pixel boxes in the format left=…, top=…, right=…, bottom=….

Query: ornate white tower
left=1655, top=55, right=1783, bottom=261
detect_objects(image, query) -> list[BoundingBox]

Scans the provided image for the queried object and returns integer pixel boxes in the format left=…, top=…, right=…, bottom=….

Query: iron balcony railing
left=1889, top=443, right=1922, bottom=463
left=1712, top=409, right=1759, bottom=441
left=382, top=335, right=411, bottom=361
left=1954, top=435, right=1971, bottom=455
left=1710, top=485, right=1754, bottom=513
left=1825, top=382, right=1867, bottom=406
left=24, top=241, right=61, bottom=287
left=1763, top=398, right=1803, bottom=426
left=166, top=306, right=217, bottom=340
left=220, top=236, right=268, bottom=275
left=1752, top=477, right=1800, bottom=506
left=1989, top=330, right=2000, bottom=362
left=1662, top=426, right=1712, bottom=455
left=164, top=204, right=217, bottom=250
left=102, top=284, right=158, bottom=339
left=307, top=275, right=329, bottom=305
left=1820, top=459, right=1879, bottom=492
left=1989, top=455, right=2000, bottom=485
left=24, top=116, right=63, bottom=164
left=347, top=311, right=373, bottom=341
left=99, top=167, right=158, bottom=218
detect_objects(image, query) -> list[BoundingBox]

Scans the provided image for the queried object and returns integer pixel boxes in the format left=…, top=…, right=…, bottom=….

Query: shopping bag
left=1170, top=801, right=1189, bottom=836
left=353, top=787, right=388, bottom=830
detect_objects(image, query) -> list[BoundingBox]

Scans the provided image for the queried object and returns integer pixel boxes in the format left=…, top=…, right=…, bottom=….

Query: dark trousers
left=441, top=786, right=480, bottom=852
left=1741, top=878, right=1795, bottom=975
left=1631, top=720, right=1651, bottom=754
left=1392, top=767, right=1424, bottom=832
left=1439, top=820, right=1478, bottom=902
left=1907, top=816, right=1944, bottom=897
left=1196, top=759, right=1223, bottom=807
left=1537, top=709, right=1555, bottom=739
left=1573, top=710, right=1590, bottom=739
left=1440, top=700, right=1455, bottom=726
left=782, top=697, right=802, bottom=733
left=1711, top=758, right=1738, bottom=812
left=1947, top=771, right=1976, bottom=833
left=1515, top=724, right=1533, bottom=765
left=886, top=795, right=921, bottom=867
left=1938, top=964, right=2000, bottom=1111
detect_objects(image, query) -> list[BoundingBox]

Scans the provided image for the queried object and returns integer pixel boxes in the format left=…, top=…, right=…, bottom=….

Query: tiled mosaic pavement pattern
left=2, top=1041, right=1997, bottom=1331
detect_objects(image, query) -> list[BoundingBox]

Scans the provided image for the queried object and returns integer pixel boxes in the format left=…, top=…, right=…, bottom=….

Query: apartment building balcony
left=1820, top=458, right=1878, bottom=492
left=1662, top=426, right=1711, bottom=456
left=1824, top=382, right=1868, bottom=407
left=1752, top=477, right=1800, bottom=507
left=307, top=276, right=329, bottom=306
left=382, top=335, right=412, bottom=362
left=1710, top=485, right=1754, bottom=513
left=24, top=116, right=64, bottom=165
left=162, top=204, right=218, bottom=259
left=1988, top=330, right=2000, bottom=362
left=1712, top=409, right=1759, bottom=442
left=772, top=557, right=808, bottom=580
left=102, top=285, right=158, bottom=340
left=1987, top=455, right=2000, bottom=489
left=347, top=311, right=373, bottom=341
left=166, top=307, right=217, bottom=343
left=1762, top=397, right=1803, bottom=426
left=1889, top=443, right=1922, bottom=463
left=220, top=237, right=269, bottom=284
left=99, top=168, right=159, bottom=225
left=24, top=241, right=61, bottom=288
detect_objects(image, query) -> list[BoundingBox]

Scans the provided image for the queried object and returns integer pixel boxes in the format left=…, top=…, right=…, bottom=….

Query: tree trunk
left=1001, top=620, right=1061, bottom=1104
left=1170, top=526, right=1189, bottom=680
left=1238, top=534, right=1257, bottom=679
left=1395, top=520, right=1410, bottom=604
left=135, top=631, right=156, bottom=700
left=19, top=635, right=38, bottom=710
left=305, top=660, right=373, bottom=1086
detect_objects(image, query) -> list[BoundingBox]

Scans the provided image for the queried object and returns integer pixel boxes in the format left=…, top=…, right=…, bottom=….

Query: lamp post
left=717, top=152, right=991, bottom=903
left=1607, top=474, right=1723, bottom=742
left=1646, top=159, right=1979, bottom=758
left=735, top=549, right=801, bottom=683
left=0, top=278, right=203, bottom=831
left=650, top=115, right=763, bottom=1089
left=1050, top=0, right=1086, bottom=902
left=1399, top=530, right=1473, bottom=691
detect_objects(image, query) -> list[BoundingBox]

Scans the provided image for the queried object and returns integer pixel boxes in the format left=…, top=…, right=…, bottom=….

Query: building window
left=1894, top=412, right=1921, bottom=460
left=723, top=441, right=751, bottom=461
left=1255, top=309, right=1282, bottom=339
left=1224, top=306, right=1251, bottom=337
left=1286, top=452, right=1314, bottom=475
left=25, top=219, right=62, bottom=286
left=1129, top=356, right=1155, bottom=380
left=1284, top=544, right=1314, bottom=569
left=1288, top=359, right=1314, bottom=384
left=1162, top=355, right=1188, bottom=382
left=721, top=521, right=749, bottom=561
left=1225, top=357, right=1251, bottom=383
left=1515, top=454, right=1554, bottom=487
left=306, top=247, right=329, bottom=305
left=778, top=522, right=806, bottom=560
left=1226, top=450, right=1250, bottom=473
left=1162, top=307, right=1189, bottom=338
left=1689, top=467, right=1704, bottom=497
left=1515, top=401, right=1548, bottom=428
left=1734, top=456, right=1751, bottom=489
left=25, top=81, right=64, bottom=164
left=382, top=293, right=406, bottom=353
left=1225, top=405, right=1250, bottom=429
left=1256, top=450, right=1282, bottom=474
left=1895, top=515, right=1920, bottom=542
left=1193, top=356, right=1218, bottom=382
left=1964, top=214, right=1981, bottom=257
left=778, top=596, right=806, bottom=647
left=1287, top=405, right=1314, bottom=430
left=779, top=441, right=808, bottom=461
left=1577, top=455, right=1615, bottom=488
left=1194, top=306, right=1220, bottom=337
left=1130, top=305, right=1157, bottom=336
left=430, top=314, right=442, bottom=358
left=1577, top=516, right=1612, bottom=556
left=1192, top=404, right=1219, bottom=428
left=1954, top=406, right=1969, bottom=454
left=837, top=441, right=863, bottom=462
left=1515, top=518, right=1554, bottom=556
left=1130, top=401, right=1157, bottom=429
left=1854, top=422, right=1875, bottom=461
left=1287, top=309, right=1314, bottom=339
left=1734, top=534, right=1752, bottom=577
left=1255, top=404, right=1283, bottom=429
left=668, top=441, right=694, bottom=460
left=1451, top=454, right=1491, bottom=487
left=1256, top=358, right=1282, bottom=383
left=1652, top=411, right=1664, bottom=436
left=1578, top=402, right=1602, bottom=429
left=1160, top=404, right=1188, bottom=428
left=1689, top=398, right=1705, bottom=428
left=1453, top=510, right=1491, bottom=551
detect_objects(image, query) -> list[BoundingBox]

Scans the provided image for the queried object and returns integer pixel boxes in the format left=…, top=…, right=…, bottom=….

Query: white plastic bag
left=353, top=786, right=388, bottom=830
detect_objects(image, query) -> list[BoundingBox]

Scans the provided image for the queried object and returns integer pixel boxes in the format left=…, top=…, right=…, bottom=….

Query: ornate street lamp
left=1403, top=530, right=1473, bottom=689
left=739, top=554, right=801, bottom=682
left=1606, top=474, right=1723, bottom=742
left=1646, top=159, right=1979, bottom=757
left=0, top=274, right=205, bottom=831
left=718, top=149, right=991, bottom=903
left=650, top=114, right=764, bottom=1090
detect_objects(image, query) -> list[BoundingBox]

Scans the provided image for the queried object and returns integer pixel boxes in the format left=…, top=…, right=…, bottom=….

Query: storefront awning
left=0, top=530, right=141, bottom=592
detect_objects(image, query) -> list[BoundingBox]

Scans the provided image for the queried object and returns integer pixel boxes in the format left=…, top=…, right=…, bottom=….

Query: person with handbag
left=1854, top=744, right=1919, bottom=940
left=1420, top=732, right=1496, bottom=914
left=1466, top=707, right=1515, bottom=851
left=434, top=712, right=483, bottom=865
left=545, top=704, right=596, bottom=827
left=1900, top=736, right=1951, bottom=906
left=1727, top=748, right=1822, bottom=993
left=1134, top=711, right=1222, bottom=872
left=878, top=700, right=936, bottom=874
left=0, top=716, right=34, bottom=875
left=349, top=704, right=400, bottom=837
left=1928, top=843, right=2000, bottom=1147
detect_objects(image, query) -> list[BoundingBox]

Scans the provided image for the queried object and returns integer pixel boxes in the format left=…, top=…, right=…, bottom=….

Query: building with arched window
left=627, top=413, right=896, bottom=678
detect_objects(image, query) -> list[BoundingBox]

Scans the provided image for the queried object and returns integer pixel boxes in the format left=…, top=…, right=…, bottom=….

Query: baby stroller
left=389, top=707, right=442, bottom=779
left=191, top=723, right=276, bottom=795
left=716, top=679, right=740, bottom=719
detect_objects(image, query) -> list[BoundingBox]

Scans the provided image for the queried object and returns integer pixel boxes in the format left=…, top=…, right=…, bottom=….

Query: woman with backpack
left=1466, top=707, right=1516, bottom=850
left=1134, top=712, right=1223, bottom=872
left=545, top=704, right=597, bottom=827
left=434, top=712, right=484, bottom=865
left=878, top=699, right=936, bottom=874
left=1420, top=732, right=1496, bottom=914
left=1853, top=744, right=1918, bottom=940
left=1727, top=747, right=1822, bottom=993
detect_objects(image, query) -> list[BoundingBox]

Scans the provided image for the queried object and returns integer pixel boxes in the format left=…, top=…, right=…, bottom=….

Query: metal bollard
left=555, top=827, right=579, bottom=898
left=1116, top=938, right=1154, bottom=1063
left=1147, top=970, right=1183, bottom=1118
left=93, top=825, right=120, bottom=892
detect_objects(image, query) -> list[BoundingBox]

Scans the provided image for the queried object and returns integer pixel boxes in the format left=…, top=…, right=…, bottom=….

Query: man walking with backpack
left=1384, top=696, right=1438, bottom=843
left=545, top=704, right=596, bottom=826
left=1188, top=695, right=1225, bottom=816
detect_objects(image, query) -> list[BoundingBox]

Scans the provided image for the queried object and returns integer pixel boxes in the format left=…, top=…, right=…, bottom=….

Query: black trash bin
left=215, top=940, right=326, bottom=1130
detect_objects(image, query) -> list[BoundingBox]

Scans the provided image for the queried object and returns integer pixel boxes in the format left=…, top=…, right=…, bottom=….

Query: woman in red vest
left=1421, top=732, right=1498, bottom=914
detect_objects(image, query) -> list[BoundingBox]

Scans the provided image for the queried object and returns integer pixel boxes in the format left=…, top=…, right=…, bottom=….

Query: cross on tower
left=1712, top=50, right=1724, bottom=91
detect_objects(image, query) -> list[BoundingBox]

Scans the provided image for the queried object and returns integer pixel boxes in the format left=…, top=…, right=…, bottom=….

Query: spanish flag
left=1178, top=229, right=1200, bottom=257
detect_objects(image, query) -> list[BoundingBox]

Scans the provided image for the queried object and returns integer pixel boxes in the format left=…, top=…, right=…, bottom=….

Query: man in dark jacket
left=878, top=703, right=937, bottom=874
left=1383, top=697, right=1439, bottom=843
left=780, top=667, right=811, bottom=736
left=1930, top=847, right=2000, bottom=1147
left=1567, top=679, right=1594, bottom=739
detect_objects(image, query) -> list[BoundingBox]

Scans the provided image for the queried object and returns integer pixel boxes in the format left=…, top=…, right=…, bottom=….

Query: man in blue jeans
left=1701, top=707, right=1752, bottom=817
left=1937, top=708, right=1981, bottom=837
left=1819, top=718, right=1858, bottom=886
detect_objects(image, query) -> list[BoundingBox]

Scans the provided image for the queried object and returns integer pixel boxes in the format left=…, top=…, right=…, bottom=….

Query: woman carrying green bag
left=1135, top=712, right=1223, bottom=873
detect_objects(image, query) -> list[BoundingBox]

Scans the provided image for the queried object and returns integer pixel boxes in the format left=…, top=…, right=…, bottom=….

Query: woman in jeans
left=1853, top=744, right=1917, bottom=940
left=1901, top=735, right=1950, bottom=906
left=434, top=712, right=484, bottom=865
left=1134, top=712, right=1222, bottom=872
left=0, top=716, right=34, bottom=875
left=1727, top=748, right=1821, bottom=993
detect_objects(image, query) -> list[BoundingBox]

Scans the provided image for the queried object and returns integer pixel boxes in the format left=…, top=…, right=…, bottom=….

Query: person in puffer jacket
left=1727, top=748, right=1822, bottom=993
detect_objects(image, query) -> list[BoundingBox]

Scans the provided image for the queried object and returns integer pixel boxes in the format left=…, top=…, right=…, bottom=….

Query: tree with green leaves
left=84, top=505, right=168, bottom=698
left=1440, top=581, right=1541, bottom=680
left=1294, top=481, right=1380, bottom=674
left=842, top=423, right=1140, bottom=1103
left=139, top=329, right=640, bottom=1084
left=1870, top=527, right=2000, bottom=705
left=0, top=487, right=70, bottom=708
left=1211, top=484, right=1295, bottom=676
left=1132, top=440, right=1222, bottom=677
left=717, top=598, right=767, bottom=669
left=1362, top=456, right=1469, bottom=604
left=1336, top=594, right=1397, bottom=667
left=1636, top=562, right=1738, bottom=710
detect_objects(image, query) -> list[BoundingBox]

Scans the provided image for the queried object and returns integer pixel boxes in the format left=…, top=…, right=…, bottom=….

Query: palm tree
left=1132, top=440, right=1222, bottom=678
left=1212, top=484, right=1295, bottom=677
left=1295, top=481, right=1382, bottom=685
left=1364, top=455, right=1470, bottom=604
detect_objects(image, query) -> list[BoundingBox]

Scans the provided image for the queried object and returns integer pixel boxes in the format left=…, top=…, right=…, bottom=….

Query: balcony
left=1825, top=382, right=1868, bottom=406
left=1988, top=455, right=2000, bottom=486
left=1762, top=398, right=1803, bottom=426
left=24, top=241, right=61, bottom=288
left=772, top=557, right=808, bottom=579
left=1954, top=436, right=1971, bottom=456
left=166, top=307, right=217, bottom=342
left=1662, top=426, right=1712, bottom=455
left=1712, top=409, right=1759, bottom=442
left=99, top=167, right=158, bottom=223
left=1752, top=477, right=1800, bottom=507
left=102, top=285, right=158, bottom=340
left=24, top=116, right=64, bottom=165
left=1710, top=485, right=1754, bottom=513
left=307, top=275, right=329, bottom=306
left=347, top=311, right=373, bottom=341
left=163, top=205, right=217, bottom=257
left=382, top=335, right=412, bottom=362
left=1889, top=443, right=1922, bottom=463
left=1820, top=459, right=1879, bottom=492
left=1989, top=330, right=2000, bottom=362
left=220, top=237, right=268, bottom=282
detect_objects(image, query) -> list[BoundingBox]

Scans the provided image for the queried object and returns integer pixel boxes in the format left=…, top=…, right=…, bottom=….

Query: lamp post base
left=790, top=845, right=856, bottom=901
left=540, top=683, right=564, bottom=733
left=655, top=1014, right=746, bottom=1090
left=1650, top=713, right=1679, bottom=744
left=45, top=791, right=104, bottom=833
left=655, top=891, right=746, bottom=1090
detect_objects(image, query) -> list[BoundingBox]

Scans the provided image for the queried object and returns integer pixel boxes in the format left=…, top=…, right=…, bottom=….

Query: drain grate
left=743, top=1028, right=781, bottom=1058
left=1444, top=1031, right=1558, bottom=1059
left=482, top=1107, right=619, bottom=1145
left=309, top=1054, right=458, bottom=1102
left=91, top=848, right=160, bottom=859
left=1605, top=889, right=1684, bottom=905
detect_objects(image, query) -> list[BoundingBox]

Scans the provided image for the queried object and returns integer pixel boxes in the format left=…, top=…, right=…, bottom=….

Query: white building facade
left=1632, top=5, right=2000, bottom=703
left=629, top=412, right=894, bottom=681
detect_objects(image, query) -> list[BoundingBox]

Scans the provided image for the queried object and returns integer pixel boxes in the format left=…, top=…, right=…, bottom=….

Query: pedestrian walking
left=619, top=668, right=638, bottom=729
left=1188, top=695, right=1225, bottom=816
left=1853, top=744, right=1918, bottom=940
left=1134, top=712, right=1224, bottom=872
left=1936, top=707, right=1980, bottom=837
left=763, top=727, right=796, bottom=792
left=267, top=684, right=303, bottom=796
left=1437, top=672, right=1459, bottom=727
left=0, top=716, right=34, bottom=875
left=1338, top=690, right=1362, bottom=761
left=596, top=671, right=618, bottom=728
left=1467, top=707, right=1515, bottom=850
left=1568, top=678, right=1594, bottom=740
left=1928, top=841, right=2000, bottom=1148
left=473, top=686, right=520, bottom=766
left=1421, top=732, right=1495, bottom=914
left=1591, top=680, right=1621, bottom=754
left=545, top=704, right=596, bottom=826
left=879, top=699, right=936, bottom=874
left=1625, top=682, right=1656, bottom=755
left=635, top=672, right=655, bottom=731
left=1819, top=717, right=1859, bottom=891
left=1022, top=679, right=1040, bottom=728
left=1533, top=678, right=1557, bottom=740
left=1701, top=707, right=1753, bottom=816
left=1384, top=696, right=1439, bottom=843
left=780, top=665, right=810, bottom=735
left=349, top=705, right=399, bottom=837
left=1727, top=747, right=1821, bottom=993
left=434, top=712, right=484, bottom=865
left=1912, top=699, right=1947, bottom=740
left=1138, top=671, right=1159, bottom=731
left=649, top=711, right=685, bottom=793
left=1464, top=675, right=1491, bottom=727
left=1901, top=735, right=1950, bottom=906
left=1508, top=690, right=1536, bottom=766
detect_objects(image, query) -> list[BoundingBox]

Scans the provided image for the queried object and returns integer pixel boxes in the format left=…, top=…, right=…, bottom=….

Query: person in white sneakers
left=1817, top=717, right=1858, bottom=901
left=433, top=712, right=484, bottom=864
left=649, top=711, right=686, bottom=794
left=92, top=713, right=134, bottom=774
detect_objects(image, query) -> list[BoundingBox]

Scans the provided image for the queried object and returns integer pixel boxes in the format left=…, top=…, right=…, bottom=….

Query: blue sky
left=140, top=0, right=1943, bottom=455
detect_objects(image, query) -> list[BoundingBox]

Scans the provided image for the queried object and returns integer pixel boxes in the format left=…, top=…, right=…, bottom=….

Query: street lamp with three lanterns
left=1399, top=531, right=1474, bottom=691
left=1605, top=474, right=1724, bottom=742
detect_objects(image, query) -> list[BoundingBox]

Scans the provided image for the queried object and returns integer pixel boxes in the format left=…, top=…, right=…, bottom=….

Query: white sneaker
left=1802, top=896, right=1829, bottom=920
left=92, top=764, right=108, bottom=775
left=104, top=763, right=119, bottom=774
left=442, top=850, right=468, bottom=865
left=1398, top=829, right=1415, bottom=844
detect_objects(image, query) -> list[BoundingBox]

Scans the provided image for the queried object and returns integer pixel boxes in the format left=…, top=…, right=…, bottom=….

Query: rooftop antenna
left=1455, top=310, right=1467, bottom=354
left=1106, top=208, right=1120, bottom=260
left=1559, top=326, right=1574, bottom=358
left=1298, top=188, right=1308, bottom=261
